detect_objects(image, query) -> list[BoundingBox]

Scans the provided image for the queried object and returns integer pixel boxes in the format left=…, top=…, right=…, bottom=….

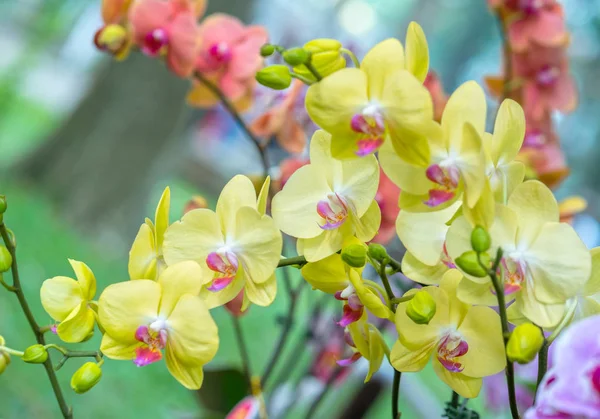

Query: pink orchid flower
left=518, top=141, right=569, bottom=189
left=424, top=71, right=448, bottom=122
left=187, top=14, right=268, bottom=110
left=250, top=80, right=307, bottom=154
left=275, top=157, right=310, bottom=191
left=490, top=0, right=568, bottom=52
left=372, top=170, right=400, bottom=245
left=513, top=46, right=577, bottom=121
left=129, top=0, right=202, bottom=77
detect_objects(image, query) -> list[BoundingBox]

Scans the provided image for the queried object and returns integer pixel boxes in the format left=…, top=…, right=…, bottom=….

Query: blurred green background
left=1, top=0, right=600, bottom=418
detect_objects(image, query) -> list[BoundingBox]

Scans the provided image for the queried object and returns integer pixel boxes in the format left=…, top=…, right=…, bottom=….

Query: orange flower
left=129, top=0, right=201, bottom=77
left=188, top=14, right=268, bottom=111
left=250, top=80, right=307, bottom=154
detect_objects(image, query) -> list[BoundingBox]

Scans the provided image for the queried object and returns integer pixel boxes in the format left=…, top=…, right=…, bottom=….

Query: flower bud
left=507, top=323, right=544, bottom=364
left=0, top=350, right=9, bottom=375
left=471, top=226, right=491, bottom=253
left=282, top=47, right=310, bottom=66
left=256, top=65, right=292, bottom=90
left=293, top=39, right=346, bottom=81
left=405, top=291, right=436, bottom=325
left=0, top=195, right=6, bottom=214
left=368, top=243, right=389, bottom=262
left=341, top=244, right=367, bottom=268
left=22, top=344, right=48, bottom=364
left=0, top=336, right=10, bottom=375
left=260, top=43, right=276, bottom=57
left=94, top=24, right=128, bottom=54
left=183, top=196, right=208, bottom=215
left=0, top=246, right=12, bottom=273
left=71, top=362, right=102, bottom=394
left=455, top=251, right=490, bottom=278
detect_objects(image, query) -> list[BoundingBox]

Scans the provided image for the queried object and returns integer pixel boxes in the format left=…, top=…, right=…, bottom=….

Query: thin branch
left=483, top=248, right=519, bottom=419
left=392, top=370, right=402, bottom=419
left=231, top=315, right=253, bottom=388
left=0, top=223, right=72, bottom=419
left=277, top=255, right=307, bottom=268
left=193, top=71, right=271, bottom=178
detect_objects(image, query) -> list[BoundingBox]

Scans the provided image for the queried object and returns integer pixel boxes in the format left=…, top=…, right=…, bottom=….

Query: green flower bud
left=71, top=362, right=102, bottom=394
left=455, top=251, right=490, bottom=278
left=282, top=47, right=310, bottom=66
left=260, top=43, right=276, bottom=57
left=0, top=195, right=6, bottom=214
left=471, top=226, right=491, bottom=253
left=293, top=38, right=346, bottom=81
left=22, top=344, right=48, bottom=364
left=0, top=245, right=12, bottom=273
left=368, top=243, right=389, bottom=262
left=0, top=336, right=10, bottom=375
left=405, top=291, right=437, bottom=325
left=341, top=244, right=367, bottom=268
left=506, top=323, right=544, bottom=364
left=256, top=65, right=292, bottom=90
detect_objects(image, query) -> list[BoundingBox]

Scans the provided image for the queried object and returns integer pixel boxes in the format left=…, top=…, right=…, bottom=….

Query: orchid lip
left=317, top=193, right=349, bottom=230
left=142, top=28, right=169, bottom=57
left=337, top=304, right=363, bottom=327
left=437, top=332, right=468, bottom=373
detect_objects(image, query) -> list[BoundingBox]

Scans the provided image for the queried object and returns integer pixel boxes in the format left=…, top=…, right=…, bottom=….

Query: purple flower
left=525, top=315, right=600, bottom=418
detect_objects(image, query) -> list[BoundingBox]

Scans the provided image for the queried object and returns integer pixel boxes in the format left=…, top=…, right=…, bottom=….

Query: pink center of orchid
left=441, top=242, right=456, bottom=269
left=536, top=65, right=560, bottom=87
left=208, top=42, right=233, bottom=64
left=437, top=331, right=469, bottom=373
left=317, top=193, right=349, bottom=230
left=518, top=0, right=544, bottom=14
left=424, top=164, right=460, bottom=207
left=590, top=365, right=600, bottom=394
left=350, top=106, right=385, bottom=156
left=335, top=285, right=364, bottom=327
left=496, top=257, right=527, bottom=295
left=206, top=250, right=239, bottom=292
left=523, top=130, right=547, bottom=148
left=142, top=28, right=169, bottom=57
left=134, top=321, right=168, bottom=367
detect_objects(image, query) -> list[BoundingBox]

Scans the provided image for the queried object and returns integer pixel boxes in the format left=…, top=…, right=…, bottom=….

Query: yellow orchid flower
left=129, top=187, right=170, bottom=280
left=481, top=99, right=526, bottom=204
left=302, top=251, right=393, bottom=326
left=568, top=247, right=600, bottom=322
left=447, top=180, right=591, bottom=328
left=337, top=312, right=388, bottom=383
left=163, top=176, right=282, bottom=309
left=98, top=261, right=218, bottom=390
left=390, top=270, right=505, bottom=398
left=305, top=23, right=434, bottom=162
left=272, top=130, right=381, bottom=262
left=398, top=201, right=462, bottom=285
left=380, top=81, right=486, bottom=212
left=0, top=336, right=11, bottom=375
left=40, top=259, right=97, bottom=343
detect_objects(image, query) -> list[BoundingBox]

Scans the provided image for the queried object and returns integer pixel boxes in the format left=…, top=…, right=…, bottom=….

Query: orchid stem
left=341, top=48, right=360, bottom=68
left=277, top=255, right=307, bottom=268
left=379, top=259, right=397, bottom=312
left=484, top=247, right=520, bottom=419
left=0, top=222, right=72, bottom=419
left=290, top=72, right=315, bottom=85
left=304, top=61, right=323, bottom=81
left=392, top=370, right=401, bottom=419
left=194, top=71, right=271, bottom=179
left=231, top=315, right=253, bottom=388
left=535, top=340, right=549, bottom=393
